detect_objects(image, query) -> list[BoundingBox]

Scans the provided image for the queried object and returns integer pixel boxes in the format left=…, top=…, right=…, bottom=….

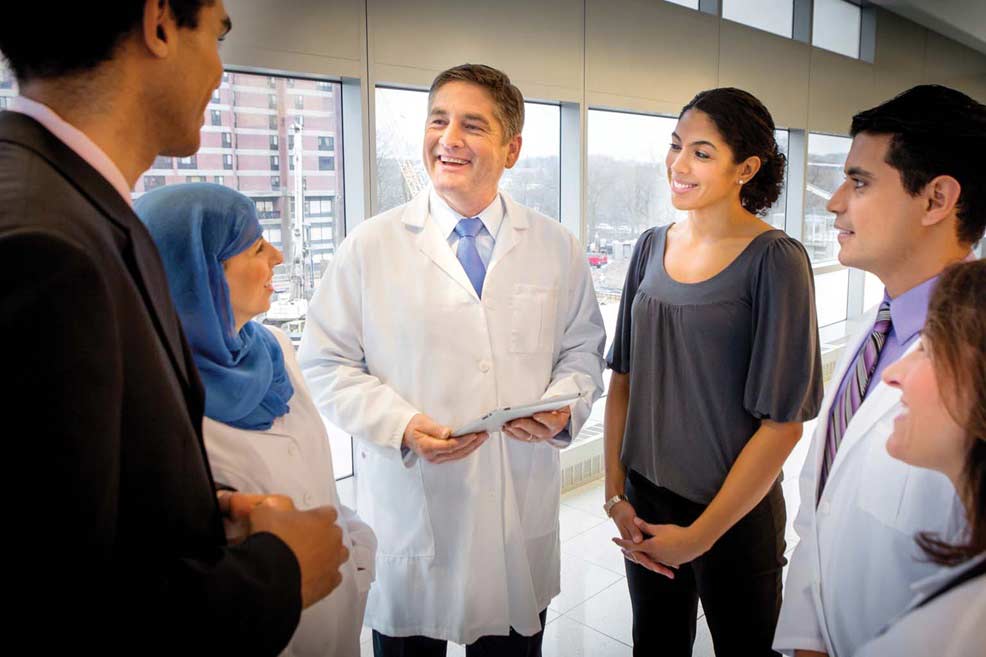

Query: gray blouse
left=607, top=225, right=823, bottom=504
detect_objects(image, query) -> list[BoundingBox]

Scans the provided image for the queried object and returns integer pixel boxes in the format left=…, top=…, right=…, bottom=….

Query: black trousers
left=624, top=470, right=786, bottom=657
left=372, top=609, right=548, bottom=657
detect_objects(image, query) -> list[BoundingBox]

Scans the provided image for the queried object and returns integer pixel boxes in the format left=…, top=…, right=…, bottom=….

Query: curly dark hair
left=0, top=1, right=213, bottom=82
left=851, top=85, right=986, bottom=246
left=679, top=88, right=786, bottom=217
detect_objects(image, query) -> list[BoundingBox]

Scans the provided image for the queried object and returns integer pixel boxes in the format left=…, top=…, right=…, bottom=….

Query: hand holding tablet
left=451, top=393, right=582, bottom=437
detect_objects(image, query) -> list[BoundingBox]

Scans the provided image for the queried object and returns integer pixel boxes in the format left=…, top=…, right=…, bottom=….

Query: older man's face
left=423, top=81, right=521, bottom=216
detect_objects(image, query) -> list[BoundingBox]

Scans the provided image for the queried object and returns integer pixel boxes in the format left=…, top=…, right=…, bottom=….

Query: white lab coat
left=853, top=553, right=986, bottom=657
left=298, top=189, right=605, bottom=644
left=774, top=308, right=965, bottom=657
left=204, top=325, right=376, bottom=657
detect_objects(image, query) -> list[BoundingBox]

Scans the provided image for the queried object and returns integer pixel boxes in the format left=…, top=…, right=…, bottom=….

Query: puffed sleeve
left=606, top=227, right=657, bottom=374
left=743, top=236, right=823, bottom=422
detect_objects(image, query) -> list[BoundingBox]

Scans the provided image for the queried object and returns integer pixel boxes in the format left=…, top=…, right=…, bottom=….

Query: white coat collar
left=401, top=186, right=529, bottom=300
left=910, top=552, right=985, bottom=600
left=400, top=185, right=529, bottom=230
left=875, top=552, right=986, bottom=636
left=820, top=338, right=920, bottom=491
left=428, top=187, right=505, bottom=241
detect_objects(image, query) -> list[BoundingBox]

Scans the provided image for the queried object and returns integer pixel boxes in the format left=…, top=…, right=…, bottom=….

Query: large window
left=813, top=0, right=862, bottom=59
left=131, top=70, right=350, bottom=477
left=374, top=87, right=561, bottom=219
left=805, top=133, right=855, bottom=328
left=587, top=109, right=683, bottom=346
left=863, top=271, right=885, bottom=310
left=805, top=133, right=851, bottom=263
left=814, top=267, right=850, bottom=327
left=722, top=0, right=794, bottom=38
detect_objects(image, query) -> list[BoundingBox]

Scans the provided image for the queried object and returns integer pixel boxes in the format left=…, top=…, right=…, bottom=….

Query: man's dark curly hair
left=0, top=1, right=213, bottom=82
left=679, top=87, right=786, bottom=217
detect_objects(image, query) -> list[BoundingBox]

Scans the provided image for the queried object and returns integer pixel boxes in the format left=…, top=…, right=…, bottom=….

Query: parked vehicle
left=587, top=252, right=608, bottom=268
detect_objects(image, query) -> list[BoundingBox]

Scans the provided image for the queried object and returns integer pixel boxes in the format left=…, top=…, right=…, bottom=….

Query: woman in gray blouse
left=606, top=88, right=823, bottom=656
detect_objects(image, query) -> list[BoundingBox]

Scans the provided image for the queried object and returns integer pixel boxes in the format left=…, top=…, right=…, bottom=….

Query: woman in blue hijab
left=137, top=183, right=375, bottom=657
left=138, top=182, right=292, bottom=429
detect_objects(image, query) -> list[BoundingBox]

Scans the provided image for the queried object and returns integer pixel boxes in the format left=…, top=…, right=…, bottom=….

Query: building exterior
left=131, top=71, right=344, bottom=292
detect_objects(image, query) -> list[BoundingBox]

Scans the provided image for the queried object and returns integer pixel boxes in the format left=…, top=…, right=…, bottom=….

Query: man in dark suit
left=0, top=1, right=350, bottom=653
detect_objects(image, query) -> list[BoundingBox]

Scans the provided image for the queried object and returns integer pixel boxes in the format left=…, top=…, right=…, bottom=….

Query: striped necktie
left=817, top=300, right=893, bottom=501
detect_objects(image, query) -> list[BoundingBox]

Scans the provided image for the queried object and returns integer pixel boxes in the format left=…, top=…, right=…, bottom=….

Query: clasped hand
left=609, top=500, right=708, bottom=578
left=216, top=491, right=350, bottom=609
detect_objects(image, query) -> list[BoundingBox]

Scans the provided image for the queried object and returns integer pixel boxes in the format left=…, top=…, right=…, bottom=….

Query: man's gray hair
left=428, top=64, right=525, bottom=142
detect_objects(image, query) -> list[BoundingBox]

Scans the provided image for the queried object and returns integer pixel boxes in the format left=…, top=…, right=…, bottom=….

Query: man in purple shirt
left=775, top=85, right=986, bottom=657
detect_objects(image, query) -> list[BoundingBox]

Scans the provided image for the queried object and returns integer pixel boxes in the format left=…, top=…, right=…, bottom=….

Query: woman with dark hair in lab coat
left=855, top=260, right=985, bottom=657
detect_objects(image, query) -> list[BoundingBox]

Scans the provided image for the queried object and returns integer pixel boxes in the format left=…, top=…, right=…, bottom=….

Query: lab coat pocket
left=855, top=417, right=911, bottom=530
left=356, top=445, right=435, bottom=558
left=509, top=284, right=558, bottom=354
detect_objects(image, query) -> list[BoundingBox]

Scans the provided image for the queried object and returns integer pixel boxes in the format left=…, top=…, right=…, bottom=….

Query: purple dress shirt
left=837, top=258, right=975, bottom=406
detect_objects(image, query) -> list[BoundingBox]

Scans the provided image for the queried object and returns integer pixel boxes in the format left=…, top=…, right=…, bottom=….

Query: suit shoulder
left=0, top=225, right=92, bottom=264
left=0, top=143, right=120, bottom=245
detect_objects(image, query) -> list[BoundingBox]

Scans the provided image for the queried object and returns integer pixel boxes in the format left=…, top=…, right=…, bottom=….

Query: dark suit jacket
left=0, top=111, right=301, bottom=654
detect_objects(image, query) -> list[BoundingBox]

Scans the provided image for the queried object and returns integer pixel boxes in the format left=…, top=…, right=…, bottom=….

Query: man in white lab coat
left=774, top=85, right=985, bottom=657
left=299, top=64, right=605, bottom=655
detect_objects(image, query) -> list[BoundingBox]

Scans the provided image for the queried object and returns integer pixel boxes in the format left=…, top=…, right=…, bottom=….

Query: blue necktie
left=454, top=217, right=486, bottom=298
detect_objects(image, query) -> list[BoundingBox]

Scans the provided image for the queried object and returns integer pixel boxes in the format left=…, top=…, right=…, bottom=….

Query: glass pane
left=766, top=129, right=789, bottom=229
left=132, top=71, right=345, bottom=299
left=815, top=268, right=849, bottom=327
left=863, top=271, right=885, bottom=310
left=0, top=63, right=17, bottom=108
left=586, top=109, right=685, bottom=366
left=805, top=133, right=852, bottom=263
left=722, top=0, right=794, bottom=38
left=374, top=87, right=561, bottom=219
left=666, top=0, right=700, bottom=8
left=813, top=0, right=862, bottom=59
left=499, top=102, right=560, bottom=219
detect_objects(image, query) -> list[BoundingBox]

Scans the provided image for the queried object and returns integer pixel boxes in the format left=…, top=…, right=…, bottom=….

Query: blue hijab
left=136, top=183, right=293, bottom=430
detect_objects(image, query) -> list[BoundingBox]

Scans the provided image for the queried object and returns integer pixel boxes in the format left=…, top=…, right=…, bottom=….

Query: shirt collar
left=883, top=252, right=978, bottom=344
left=428, top=186, right=504, bottom=240
left=9, top=96, right=133, bottom=207
left=884, top=276, right=938, bottom=345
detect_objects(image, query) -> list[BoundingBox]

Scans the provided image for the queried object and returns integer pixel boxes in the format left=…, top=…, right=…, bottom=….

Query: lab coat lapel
left=810, top=307, right=876, bottom=477
left=486, top=192, right=529, bottom=279
left=402, top=189, right=482, bottom=300
left=824, top=339, right=919, bottom=485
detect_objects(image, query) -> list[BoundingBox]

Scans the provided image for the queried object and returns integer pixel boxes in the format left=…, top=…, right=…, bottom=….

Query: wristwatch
left=603, top=494, right=628, bottom=517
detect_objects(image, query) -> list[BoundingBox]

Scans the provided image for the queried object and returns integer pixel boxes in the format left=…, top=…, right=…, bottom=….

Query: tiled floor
left=357, top=418, right=817, bottom=656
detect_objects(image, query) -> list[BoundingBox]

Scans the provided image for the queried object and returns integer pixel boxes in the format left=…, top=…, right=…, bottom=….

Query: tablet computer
left=451, top=392, right=582, bottom=437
